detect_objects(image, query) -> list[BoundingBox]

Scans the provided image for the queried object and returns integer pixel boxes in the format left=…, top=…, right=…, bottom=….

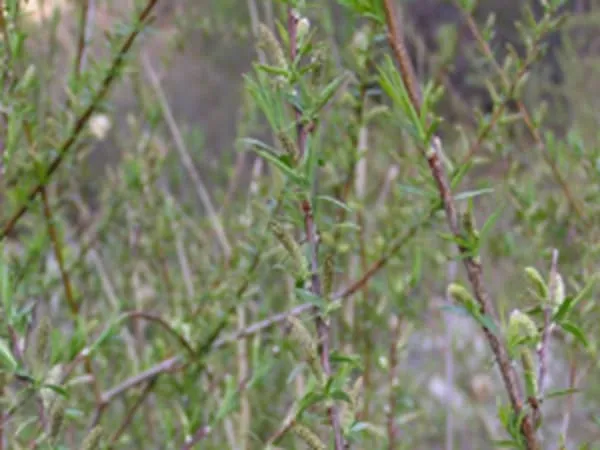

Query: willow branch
left=455, top=2, right=585, bottom=220
left=0, top=0, right=159, bottom=241
left=381, top=0, right=539, bottom=448
left=287, top=8, right=344, bottom=449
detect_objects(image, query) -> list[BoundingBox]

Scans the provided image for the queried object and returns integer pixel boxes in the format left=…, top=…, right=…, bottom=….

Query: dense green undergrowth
left=0, top=0, right=599, bottom=448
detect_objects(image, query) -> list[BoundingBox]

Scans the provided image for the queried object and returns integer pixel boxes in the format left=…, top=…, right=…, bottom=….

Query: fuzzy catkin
left=521, top=348, right=538, bottom=398
left=508, top=309, right=538, bottom=342
left=447, top=282, right=475, bottom=307
left=269, top=221, right=309, bottom=280
left=524, top=266, right=549, bottom=300
left=310, top=46, right=327, bottom=84
left=257, top=23, right=286, bottom=69
left=80, top=426, right=103, bottom=450
left=48, top=397, right=66, bottom=439
left=41, top=365, right=63, bottom=412
left=551, top=273, right=565, bottom=309
left=35, top=316, right=52, bottom=364
left=276, top=131, right=299, bottom=163
left=286, top=316, right=321, bottom=377
left=341, top=376, right=363, bottom=428
left=349, top=376, right=363, bottom=409
left=291, top=424, right=326, bottom=450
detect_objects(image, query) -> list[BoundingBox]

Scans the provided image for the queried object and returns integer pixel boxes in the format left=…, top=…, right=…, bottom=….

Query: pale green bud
left=292, top=424, right=326, bottom=450
left=521, top=348, right=538, bottom=398
left=507, top=309, right=538, bottom=346
left=551, top=273, right=565, bottom=310
left=447, top=282, right=476, bottom=307
left=296, top=17, right=310, bottom=42
left=257, top=23, right=286, bottom=69
left=524, top=266, right=548, bottom=300
left=351, top=27, right=370, bottom=53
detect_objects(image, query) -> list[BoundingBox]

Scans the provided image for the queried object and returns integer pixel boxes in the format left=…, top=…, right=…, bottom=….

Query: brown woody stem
left=287, top=8, right=345, bottom=449
left=381, top=0, right=540, bottom=448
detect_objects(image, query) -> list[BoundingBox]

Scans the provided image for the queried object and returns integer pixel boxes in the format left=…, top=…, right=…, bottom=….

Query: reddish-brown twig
left=73, top=0, right=92, bottom=80
left=334, top=204, right=437, bottom=300
left=40, top=187, right=79, bottom=314
left=109, top=378, right=158, bottom=445
left=387, top=315, right=401, bottom=449
left=382, top=0, right=540, bottom=448
left=286, top=8, right=344, bottom=447
left=181, top=425, right=212, bottom=450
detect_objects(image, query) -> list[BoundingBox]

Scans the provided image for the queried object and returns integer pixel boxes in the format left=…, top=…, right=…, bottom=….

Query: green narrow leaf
left=311, top=72, right=348, bottom=114
left=480, top=314, right=499, bottom=335
left=297, top=390, right=327, bottom=416
left=294, top=31, right=317, bottom=65
left=275, top=20, right=290, bottom=54
left=301, top=132, right=318, bottom=184
left=450, top=160, right=474, bottom=189
left=1, top=253, right=13, bottom=320
left=329, top=352, right=362, bottom=367
left=396, top=184, right=430, bottom=197
left=411, top=247, right=422, bottom=284
left=438, top=231, right=471, bottom=249
left=215, top=375, right=239, bottom=422
left=0, top=338, right=17, bottom=371
left=330, top=389, right=352, bottom=403
left=543, top=387, right=581, bottom=400
left=87, top=313, right=129, bottom=355
left=255, top=63, right=290, bottom=77
left=252, top=146, right=308, bottom=186
left=441, top=305, right=498, bottom=336
left=239, top=137, right=278, bottom=154
left=491, top=439, right=522, bottom=448
left=560, top=321, right=589, bottom=348
left=479, top=206, right=503, bottom=241
left=295, top=288, right=327, bottom=310
left=315, top=195, right=353, bottom=212
left=441, top=304, right=474, bottom=319
left=378, top=56, right=425, bottom=141
left=552, top=295, right=575, bottom=323
left=41, top=383, right=68, bottom=397
left=560, top=275, right=598, bottom=319
left=454, top=188, right=494, bottom=201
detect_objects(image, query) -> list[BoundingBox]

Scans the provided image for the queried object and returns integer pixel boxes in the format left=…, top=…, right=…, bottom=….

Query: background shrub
left=0, top=0, right=598, bottom=448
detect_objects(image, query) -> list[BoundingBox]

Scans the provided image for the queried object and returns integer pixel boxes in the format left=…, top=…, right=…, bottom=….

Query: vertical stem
left=560, top=356, right=579, bottom=444
left=301, top=200, right=345, bottom=450
left=455, top=2, right=585, bottom=221
left=286, top=7, right=344, bottom=448
left=237, top=304, right=250, bottom=450
left=537, top=249, right=559, bottom=435
left=381, top=0, right=540, bottom=448
left=0, top=0, right=160, bottom=243
left=40, top=188, right=78, bottom=314
left=73, top=0, right=93, bottom=80
left=387, top=315, right=400, bottom=449
left=444, top=261, right=458, bottom=450
left=40, top=187, right=104, bottom=410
